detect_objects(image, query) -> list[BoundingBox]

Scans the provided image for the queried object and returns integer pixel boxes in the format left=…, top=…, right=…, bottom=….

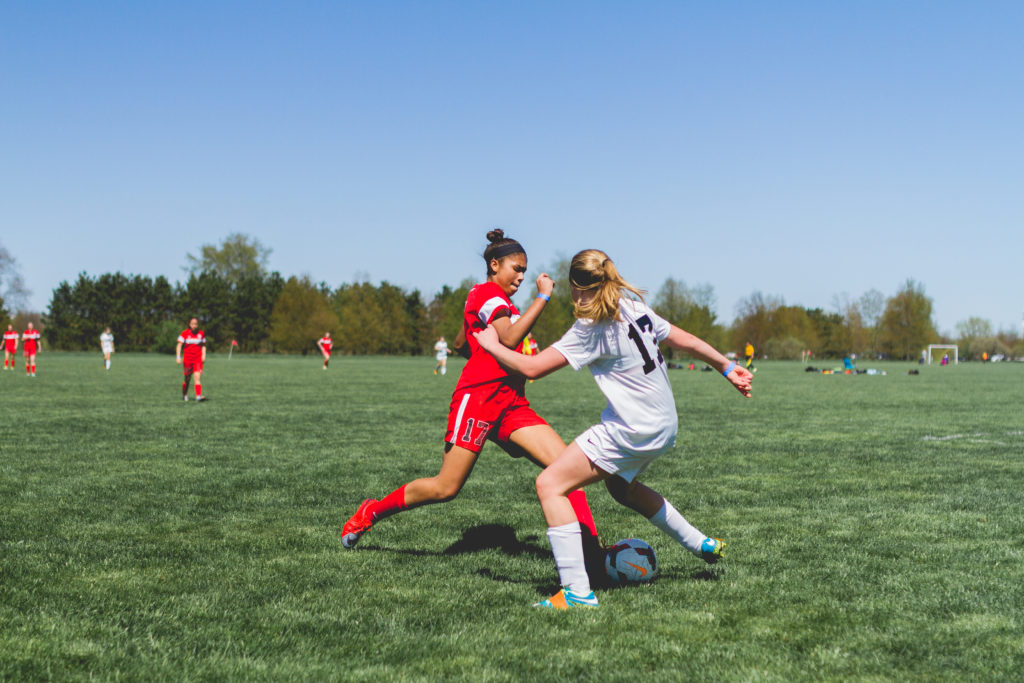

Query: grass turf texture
left=1, top=353, right=1022, bottom=680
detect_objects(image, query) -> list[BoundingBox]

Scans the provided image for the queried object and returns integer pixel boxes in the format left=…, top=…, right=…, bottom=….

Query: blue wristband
left=537, top=293, right=550, bottom=302
left=722, top=361, right=736, bottom=377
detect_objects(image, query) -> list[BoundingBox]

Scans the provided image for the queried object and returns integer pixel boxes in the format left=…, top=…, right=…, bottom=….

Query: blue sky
left=3, top=1, right=1022, bottom=335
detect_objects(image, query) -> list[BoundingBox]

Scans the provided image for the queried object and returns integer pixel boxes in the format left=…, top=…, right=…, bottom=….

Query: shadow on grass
left=442, top=524, right=549, bottom=558
left=353, top=523, right=548, bottom=559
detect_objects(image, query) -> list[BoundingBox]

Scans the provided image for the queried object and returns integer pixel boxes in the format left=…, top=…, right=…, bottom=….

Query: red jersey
left=318, top=337, right=332, bottom=353
left=3, top=331, right=17, bottom=352
left=22, top=329, right=40, bottom=354
left=177, top=329, right=206, bottom=362
left=455, top=282, right=526, bottom=392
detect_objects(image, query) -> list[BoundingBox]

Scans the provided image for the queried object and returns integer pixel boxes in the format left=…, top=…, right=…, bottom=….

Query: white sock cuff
left=547, top=521, right=582, bottom=539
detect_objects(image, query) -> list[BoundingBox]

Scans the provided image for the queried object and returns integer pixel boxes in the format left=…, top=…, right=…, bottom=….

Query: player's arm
left=664, top=325, right=752, bottom=397
left=175, top=341, right=183, bottom=364
left=452, top=328, right=470, bottom=359
left=493, top=273, right=554, bottom=349
left=316, top=339, right=324, bottom=353
left=201, top=343, right=206, bottom=363
left=474, top=324, right=568, bottom=379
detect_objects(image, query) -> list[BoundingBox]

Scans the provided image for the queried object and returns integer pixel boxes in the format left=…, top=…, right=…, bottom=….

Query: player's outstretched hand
left=536, top=273, right=554, bottom=297
left=727, top=365, right=753, bottom=398
left=473, top=325, right=500, bottom=352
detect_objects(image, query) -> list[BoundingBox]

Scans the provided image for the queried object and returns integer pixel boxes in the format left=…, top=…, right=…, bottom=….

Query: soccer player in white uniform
left=474, top=248, right=753, bottom=609
left=433, top=336, right=449, bottom=375
left=100, top=327, right=115, bottom=370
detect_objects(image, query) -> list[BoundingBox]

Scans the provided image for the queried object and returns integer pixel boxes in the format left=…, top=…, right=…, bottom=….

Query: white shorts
left=575, top=423, right=670, bottom=483
left=436, top=353, right=447, bottom=362
left=102, top=345, right=114, bottom=354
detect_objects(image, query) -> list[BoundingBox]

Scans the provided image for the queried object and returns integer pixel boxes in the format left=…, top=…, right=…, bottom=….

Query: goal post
left=926, top=344, right=958, bottom=365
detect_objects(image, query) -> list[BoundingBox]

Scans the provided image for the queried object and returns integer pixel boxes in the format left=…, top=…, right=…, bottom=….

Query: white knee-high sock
left=547, top=522, right=591, bottom=595
left=648, top=500, right=707, bottom=557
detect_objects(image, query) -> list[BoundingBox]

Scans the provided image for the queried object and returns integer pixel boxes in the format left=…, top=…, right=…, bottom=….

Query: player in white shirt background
left=433, top=335, right=449, bottom=375
left=474, top=248, right=753, bottom=609
left=100, top=327, right=115, bottom=370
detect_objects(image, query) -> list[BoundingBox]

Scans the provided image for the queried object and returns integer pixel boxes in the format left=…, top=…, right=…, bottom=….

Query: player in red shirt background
left=3, top=324, right=18, bottom=370
left=175, top=318, right=207, bottom=401
left=341, top=229, right=600, bottom=571
left=316, top=332, right=332, bottom=370
left=22, top=322, right=40, bottom=376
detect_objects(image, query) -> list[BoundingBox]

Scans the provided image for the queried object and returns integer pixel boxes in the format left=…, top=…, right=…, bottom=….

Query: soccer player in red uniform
left=175, top=318, right=207, bottom=401
left=21, top=322, right=40, bottom=376
left=341, top=230, right=600, bottom=568
left=316, top=332, right=332, bottom=370
left=3, top=324, right=18, bottom=370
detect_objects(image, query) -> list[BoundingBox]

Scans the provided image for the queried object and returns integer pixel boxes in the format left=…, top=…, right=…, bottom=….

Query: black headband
left=489, top=242, right=525, bottom=260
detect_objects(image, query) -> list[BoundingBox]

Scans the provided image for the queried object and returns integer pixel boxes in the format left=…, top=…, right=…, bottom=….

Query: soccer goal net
left=926, top=344, right=958, bottom=365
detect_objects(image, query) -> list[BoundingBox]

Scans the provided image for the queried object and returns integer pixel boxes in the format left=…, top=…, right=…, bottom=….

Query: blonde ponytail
left=568, top=249, right=645, bottom=322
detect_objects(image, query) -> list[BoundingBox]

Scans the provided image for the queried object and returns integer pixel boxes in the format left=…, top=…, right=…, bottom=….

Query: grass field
left=1, top=352, right=1022, bottom=681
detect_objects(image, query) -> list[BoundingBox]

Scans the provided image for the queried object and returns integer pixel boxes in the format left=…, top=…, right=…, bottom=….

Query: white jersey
left=552, top=299, right=677, bottom=454
left=434, top=340, right=449, bottom=361
left=100, top=332, right=114, bottom=352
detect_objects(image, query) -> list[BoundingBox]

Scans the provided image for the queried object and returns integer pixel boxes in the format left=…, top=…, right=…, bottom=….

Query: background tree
left=956, top=316, right=994, bottom=360
left=185, top=233, right=272, bottom=284
left=653, top=278, right=722, bottom=358
left=524, top=257, right=575, bottom=348
left=858, top=288, right=885, bottom=356
left=231, top=272, right=285, bottom=351
left=879, top=279, right=937, bottom=360
left=0, top=243, right=30, bottom=313
left=426, top=281, right=474, bottom=346
left=269, top=276, right=339, bottom=353
left=178, top=272, right=234, bottom=350
left=333, top=282, right=387, bottom=354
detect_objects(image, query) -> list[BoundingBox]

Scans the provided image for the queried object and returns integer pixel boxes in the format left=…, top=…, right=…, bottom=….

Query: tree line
left=39, top=266, right=1023, bottom=361
left=14, top=234, right=1021, bottom=360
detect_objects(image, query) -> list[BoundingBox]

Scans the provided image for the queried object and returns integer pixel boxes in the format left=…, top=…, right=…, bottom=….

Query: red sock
left=369, top=484, right=409, bottom=521
left=31, top=365, right=35, bottom=374
left=195, top=384, right=201, bottom=397
left=568, top=489, right=598, bottom=539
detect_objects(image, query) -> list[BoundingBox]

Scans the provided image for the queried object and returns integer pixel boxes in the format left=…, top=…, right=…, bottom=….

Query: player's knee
left=428, top=479, right=462, bottom=503
left=535, top=469, right=562, bottom=502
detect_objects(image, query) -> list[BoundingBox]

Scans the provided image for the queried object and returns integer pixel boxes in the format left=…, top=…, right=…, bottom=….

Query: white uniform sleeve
left=552, top=321, right=601, bottom=371
left=646, top=304, right=672, bottom=342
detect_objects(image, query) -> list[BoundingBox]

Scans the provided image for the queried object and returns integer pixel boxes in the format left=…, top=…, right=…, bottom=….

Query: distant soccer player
left=3, top=324, right=18, bottom=370
left=744, top=340, right=756, bottom=371
left=433, top=335, right=449, bottom=375
left=22, top=322, right=40, bottom=376
left=317, top=332, right=333, bottom=370
left=100, top=327, right=115, bottom=370
left=175, top=318, right=206, bottom=401
left=474, top=249, right=752, bottom=609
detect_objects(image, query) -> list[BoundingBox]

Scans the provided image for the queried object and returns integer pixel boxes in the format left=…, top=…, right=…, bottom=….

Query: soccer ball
left=604, top=538, right=658, bottom=584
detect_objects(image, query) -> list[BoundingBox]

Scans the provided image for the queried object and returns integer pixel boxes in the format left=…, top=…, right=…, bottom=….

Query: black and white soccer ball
left=604, top=538, right=658, bottom=584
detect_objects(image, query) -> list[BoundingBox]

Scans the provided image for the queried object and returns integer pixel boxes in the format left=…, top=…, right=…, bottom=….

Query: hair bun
left=486, top=228, right=505, bottom=243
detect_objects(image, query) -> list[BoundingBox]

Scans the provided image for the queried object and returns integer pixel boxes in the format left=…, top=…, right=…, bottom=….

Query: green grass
left=1, top=353, right=1022, bottom=680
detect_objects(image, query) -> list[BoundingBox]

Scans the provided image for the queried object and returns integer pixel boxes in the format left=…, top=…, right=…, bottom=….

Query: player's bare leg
left=342, top=445, right=479, bottom=548
left=605, top=476, right=725, bottom=564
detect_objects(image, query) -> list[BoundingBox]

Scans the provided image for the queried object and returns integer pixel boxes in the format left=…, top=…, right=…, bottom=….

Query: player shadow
left=442, top=523, right=550, bottom=559
left=351, top=523, right=549, bottom=561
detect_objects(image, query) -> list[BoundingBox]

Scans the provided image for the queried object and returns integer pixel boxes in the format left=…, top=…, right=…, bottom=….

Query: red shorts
left=444, top=382, right=547, bottom=454
left=4, top=344, right=15, bottom=354
left=23, top=345, right=37, bottom=356
left=183, top=359, right=203, bottom=375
